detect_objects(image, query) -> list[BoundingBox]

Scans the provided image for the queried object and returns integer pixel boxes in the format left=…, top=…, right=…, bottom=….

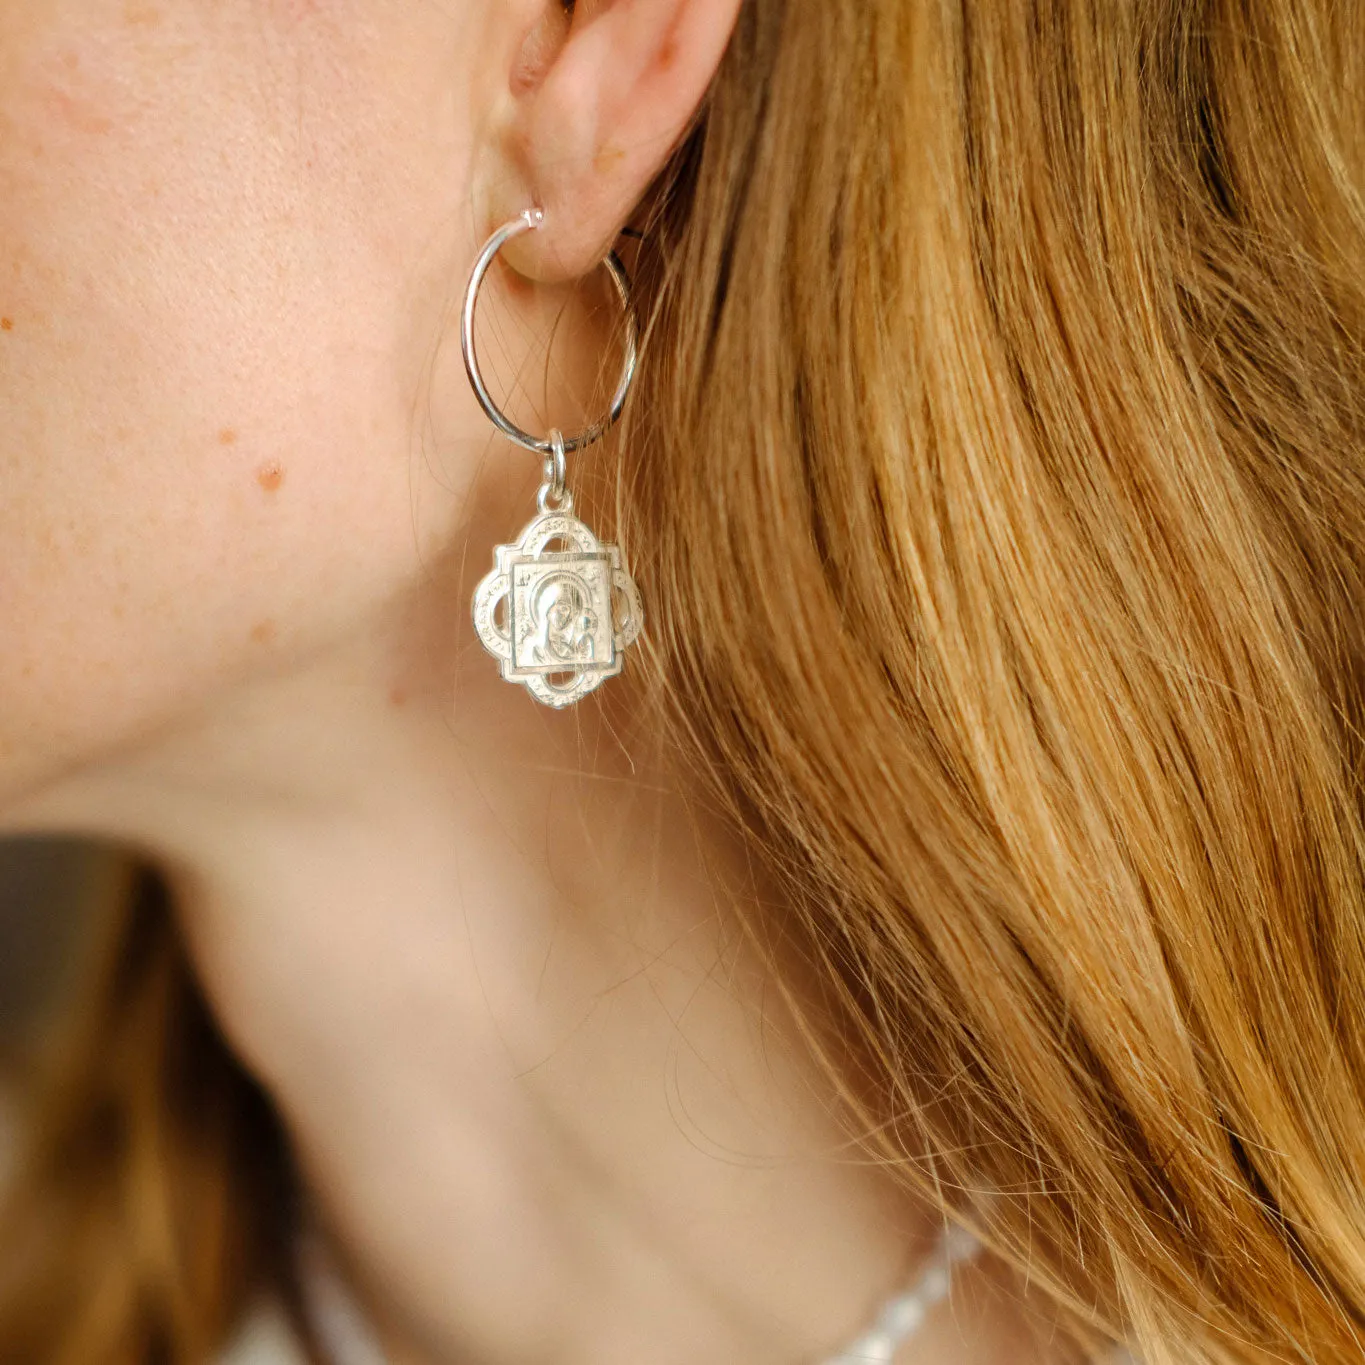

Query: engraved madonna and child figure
left=472, top=492, right=644, bottom=709
left=462, top=209, right=644, bottom=709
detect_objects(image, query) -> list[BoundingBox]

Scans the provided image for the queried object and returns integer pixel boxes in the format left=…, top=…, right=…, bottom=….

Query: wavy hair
left=5, top=2, right=1365, bottom=1361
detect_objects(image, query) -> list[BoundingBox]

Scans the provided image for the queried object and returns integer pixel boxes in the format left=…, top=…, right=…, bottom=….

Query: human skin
left=0, top=3, right=1046, bottom=1362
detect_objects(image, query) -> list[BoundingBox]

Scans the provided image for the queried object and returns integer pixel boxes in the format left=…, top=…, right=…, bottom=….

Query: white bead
left=943, top=1224, right=981, bottom=1263
left=918, top=1264, right=951, bottom=1302
left=829, top=1328, right=896, bottom=1363
left=880, top=1293, right=927, bottom=1339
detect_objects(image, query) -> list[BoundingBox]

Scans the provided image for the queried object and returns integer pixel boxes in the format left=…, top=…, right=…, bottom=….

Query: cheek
left=0, top=3, right=472, bottom=796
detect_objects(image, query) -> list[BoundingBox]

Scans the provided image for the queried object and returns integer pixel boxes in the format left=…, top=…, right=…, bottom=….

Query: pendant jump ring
left=461, top=208, right=639, bottom=457
left=538, top=428, right=571, bottom=514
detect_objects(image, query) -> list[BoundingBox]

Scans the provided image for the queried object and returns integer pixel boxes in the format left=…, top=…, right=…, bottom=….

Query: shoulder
left=219, top=1300, right=306, bottom=1365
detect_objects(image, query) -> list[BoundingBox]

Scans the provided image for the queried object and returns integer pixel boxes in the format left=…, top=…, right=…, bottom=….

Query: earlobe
left=486, top=0, right=742, bottom=281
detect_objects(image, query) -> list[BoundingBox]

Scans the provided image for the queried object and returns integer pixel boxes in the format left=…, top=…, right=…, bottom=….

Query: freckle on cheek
left=0, top=318, right=12, bottom=331
left=256, top=462, right=285, bottom=493
left=388, top=686, right=408, bottom=708
left=218, top=428, right=237, bottom=445
left=250, top=620, right=277, bottom=645
left=46, top=87, right=115, bottom=137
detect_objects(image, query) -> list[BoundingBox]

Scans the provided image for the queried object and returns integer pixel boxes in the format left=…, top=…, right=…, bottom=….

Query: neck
left=7, top=551, right=943, bottom=1365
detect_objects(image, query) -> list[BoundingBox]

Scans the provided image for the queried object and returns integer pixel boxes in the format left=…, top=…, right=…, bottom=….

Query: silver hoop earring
left=463, top=208, right=644, bottom=709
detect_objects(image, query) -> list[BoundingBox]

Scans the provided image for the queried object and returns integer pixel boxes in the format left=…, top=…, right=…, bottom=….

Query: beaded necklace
left=300, top=1222, right=983, bottom=1365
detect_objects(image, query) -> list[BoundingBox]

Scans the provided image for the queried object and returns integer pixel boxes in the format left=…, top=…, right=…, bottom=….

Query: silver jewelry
left=463, top=209, right=644, bottom=709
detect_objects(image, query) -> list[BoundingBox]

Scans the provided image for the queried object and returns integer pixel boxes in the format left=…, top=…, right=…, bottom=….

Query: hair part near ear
left=4, top=2, right=1365, bottom=1363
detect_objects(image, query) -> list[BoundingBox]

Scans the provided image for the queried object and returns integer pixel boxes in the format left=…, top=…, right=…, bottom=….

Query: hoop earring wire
left=459, top=207, right=639, bottom=456
left=464, top=208, right=645, bottom=710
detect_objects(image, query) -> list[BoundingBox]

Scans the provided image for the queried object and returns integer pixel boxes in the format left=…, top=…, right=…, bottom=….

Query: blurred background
left=0, top=839, right=116, bottom=1170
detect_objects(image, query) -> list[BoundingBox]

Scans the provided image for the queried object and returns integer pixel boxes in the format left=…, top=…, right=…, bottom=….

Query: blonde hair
left=6, top=1, right=1365, bottom=1361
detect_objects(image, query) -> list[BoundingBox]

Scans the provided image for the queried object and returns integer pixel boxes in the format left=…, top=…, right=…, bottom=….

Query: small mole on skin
left=256, top=462, right=285, bottom=493
left=0, top=318, right=12, bottom=332
left=250, top=619, right=277, bottom=645
left=656, top=33, right=680, bottom=70
left=218, top=427, right=237, bottom=445
left=388, top=686, right=408, bottom=708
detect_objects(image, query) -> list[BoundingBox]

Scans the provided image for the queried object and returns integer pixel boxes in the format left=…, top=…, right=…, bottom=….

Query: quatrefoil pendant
left=472, top=507, right=644, bottom=709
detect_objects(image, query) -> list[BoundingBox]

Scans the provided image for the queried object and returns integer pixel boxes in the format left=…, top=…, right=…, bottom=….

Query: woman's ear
left=483, top=0, right=743, bottom=279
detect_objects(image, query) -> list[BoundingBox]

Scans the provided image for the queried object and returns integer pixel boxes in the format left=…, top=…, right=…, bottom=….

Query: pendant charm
left=472, top=492, right=644, bottom=709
